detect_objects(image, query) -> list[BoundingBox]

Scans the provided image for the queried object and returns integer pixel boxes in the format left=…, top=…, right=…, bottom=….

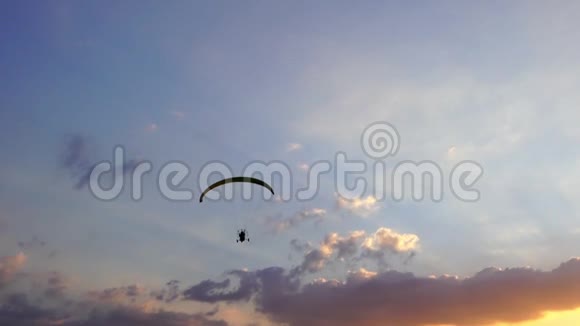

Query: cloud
left=76, top=306, right=228, bottom=326
left=182, top=267, right=299, bottom=305
left=61, top=134, right=94, bottom=188
left=0, top=268, right=228, bottom=326
left=362, top=228, right=419, bottom=253
left=447, top=145, right=457, bottom=159
left=290, top=230, right=366, bottom=275
left=0, top=255, right=233, bottom=325
left=336, top=195, right=379, bottom=217
left=0, top=293, right=70, bottom=325
left=151, top=280, right=180, bottom=303
left=183, top=258, right=580, bottom=326
left=286, top=143, right=302, bottom=152
left=0, top=252, right=27, bottom=286
left=346, top=267, right=378, bottom=282
left=60, top=133, right=143, bottom=189
left=291, top=231, right=364, bottom=275
left=17, top=236, right=46, bottom=251
left=87, top=284, right=148, bottom=304
left=171, top=111, right=186, bottom=120
left=286, top=228, right=417, bottom=276
left=145, top=123, right=158, bottom=132
left=182, top=270, right=261, bottom=304
left=44, top=271, right=69, bottom=299
left=360, top=227, right=420, bottom=267
left=297, top=163, right=309, bottom=172
left=0, top=293, right=227, bottom=326
left=289, top=239, right=312, bottom=254
left=265, top=208, right=327, bottom=232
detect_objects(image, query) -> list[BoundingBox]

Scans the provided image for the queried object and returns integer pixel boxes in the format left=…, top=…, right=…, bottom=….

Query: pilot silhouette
left=236, top=229, right=249, bottom=243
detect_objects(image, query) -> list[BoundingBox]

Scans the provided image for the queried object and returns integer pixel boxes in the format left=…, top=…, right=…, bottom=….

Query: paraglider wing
left=199, top=177, right=274, bottom=202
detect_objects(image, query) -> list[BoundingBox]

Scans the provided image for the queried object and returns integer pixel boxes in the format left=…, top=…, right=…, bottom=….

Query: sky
left=1, top=1, right=580, bottom=325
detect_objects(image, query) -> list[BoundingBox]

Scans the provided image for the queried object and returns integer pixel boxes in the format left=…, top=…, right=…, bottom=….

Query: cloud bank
left=184, top=257, right=580, bottom=326
left=0, top=252, right=227, bottom=326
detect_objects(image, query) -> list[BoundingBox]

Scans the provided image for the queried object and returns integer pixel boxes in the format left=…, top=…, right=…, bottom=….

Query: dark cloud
left=184, top=258, right=580, bottom=326
left=62, top=134, right=93, bottom=174
left=0, top=246, right=229, bottom=326
left=76, top=307, right=228, bottom=326
left=0, top=285, right=228, bottom=326
left=151, top=280, right=181, bottom=303
left=87, top=285, right=147, bottom=304
left=183, top=270, right=262, bottom=303
left=0, top=293, right=70, bottom=325
left=60, top=133, right=142, bottom=190
left=18, top=236, right=46, bottom=251
left=0, top=293, right=227, bottom=326
left=183, top=267, right=299, bottom=307
left=44, top=271, right=68, bottom=299
left=61, top=134, right=95, bottom=189
left=402, top=251, right=417, bottom=265
left=204, top=305, right=219, bottom=317
left=289, top=239, right=311, bottom=253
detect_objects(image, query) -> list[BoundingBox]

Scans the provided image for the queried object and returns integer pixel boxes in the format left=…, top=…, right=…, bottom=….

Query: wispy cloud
left=17, top=236, right=46, bottom=251
left=265, top=208, right=327, bottom=233
left=0, top=252, right=26, bottom=286
left=151, top=280, right=180, bottom=303
left=286, top=143, right=302, bottom=152
left=59, top=133, right=143, bottom=190
left=171, top=111, right=186, bottom=120
left=87, top=284, right=148, bottom=304
left=297, top=163, right=309, bottom=172
left=145, top=123, right=158, bottom=132
left=289, top=239, right=313, bottom=254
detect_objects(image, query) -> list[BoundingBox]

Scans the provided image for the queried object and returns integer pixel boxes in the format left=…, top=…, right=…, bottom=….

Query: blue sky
left=1, top=1, right=580, bottom=325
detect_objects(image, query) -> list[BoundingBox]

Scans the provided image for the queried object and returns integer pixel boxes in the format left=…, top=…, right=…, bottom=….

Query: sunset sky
left=1, top=1, right=580, bottom=325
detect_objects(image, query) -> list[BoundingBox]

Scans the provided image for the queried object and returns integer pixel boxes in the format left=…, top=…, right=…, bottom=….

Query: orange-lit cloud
left=336, top=195, right=379, bottom=217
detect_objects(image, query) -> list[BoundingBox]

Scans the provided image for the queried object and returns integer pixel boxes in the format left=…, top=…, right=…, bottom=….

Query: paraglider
left=199, top=176, right=274, bottom=202
left=199, top=176, right=274, bottom=244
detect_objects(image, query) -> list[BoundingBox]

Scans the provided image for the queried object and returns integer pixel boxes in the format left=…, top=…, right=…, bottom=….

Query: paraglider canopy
left=199, top=176, right=274, bottom=202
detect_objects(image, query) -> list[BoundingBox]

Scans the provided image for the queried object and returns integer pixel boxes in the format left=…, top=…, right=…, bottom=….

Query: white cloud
left=362, top=227, right=419, bottom=253
left=347, top=267, right=377, bottom=282
left=336, top=195, right=379, bottom=217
